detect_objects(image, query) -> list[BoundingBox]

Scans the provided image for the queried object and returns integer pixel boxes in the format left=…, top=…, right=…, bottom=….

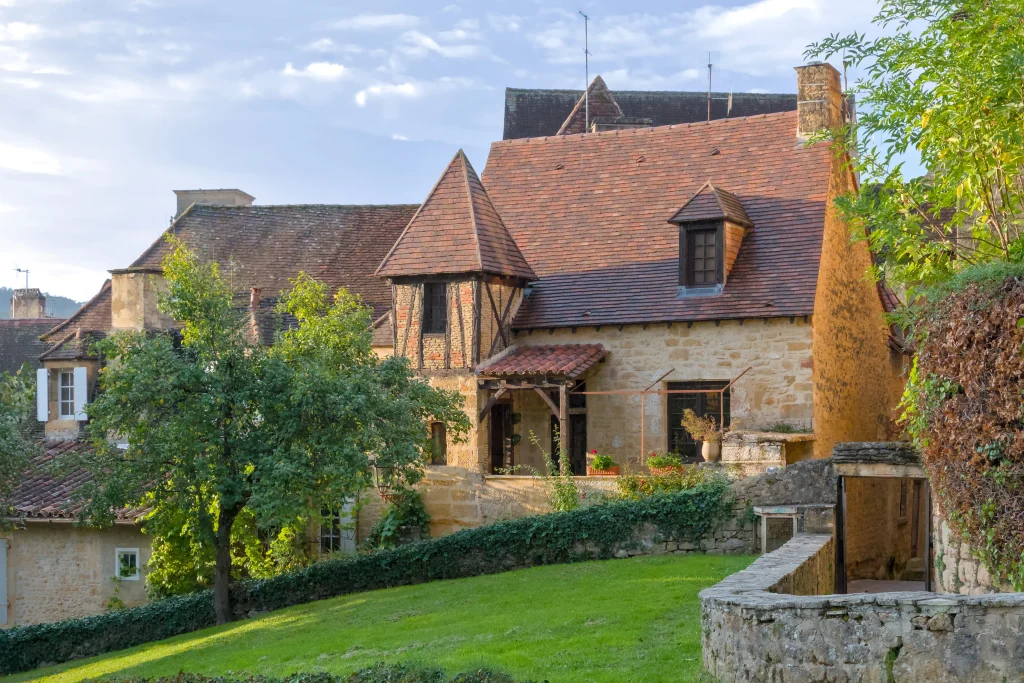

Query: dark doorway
left=489, top=403, right=514, bottom=474
left=667, top=380, right=731, bottom=461
left=549, top=383, right=587, bottom=475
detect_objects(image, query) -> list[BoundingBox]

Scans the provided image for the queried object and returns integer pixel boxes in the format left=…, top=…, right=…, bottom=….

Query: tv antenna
left=579, top=10, right=591, bottom=130
left=705, top=53, right=733, bottom=122
left=14, top=267, right=29, bottom=288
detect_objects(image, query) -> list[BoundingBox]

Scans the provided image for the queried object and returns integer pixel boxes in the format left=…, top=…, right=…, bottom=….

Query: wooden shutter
left=73, top=366, right=88, bottom=421
left=36, top=368, right=47, bottom=422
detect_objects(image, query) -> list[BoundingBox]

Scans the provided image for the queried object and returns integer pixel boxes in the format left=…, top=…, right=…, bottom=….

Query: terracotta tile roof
left=481, top=111, right=834, bottom=328
left=40, top=279, right=112, bottom=343
left=669, top=181, right=753, bottom=228
left=476, top=344, right=608, bottom=379
left=8, top=440, right=141, bottom=521
left=0, top=318, right=64, bottom=374
left=371, top=312, right=393, bottom=347
left=503, top=84, right=798, bottom=140
left=130, top=204, right=419, bottom=321
left=376, top=150, right=536, bottom=281
left=556, top=76, right=625, bottom=135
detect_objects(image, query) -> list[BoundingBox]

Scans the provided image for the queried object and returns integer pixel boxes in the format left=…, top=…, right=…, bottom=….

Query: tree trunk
left=213, top=502, right=243, bottom=625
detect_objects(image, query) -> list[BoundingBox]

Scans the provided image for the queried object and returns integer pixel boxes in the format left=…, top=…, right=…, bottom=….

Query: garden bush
left=902, top=265, right=1024, bottom=590
left=616, top=466, right=726, bottom=500
left=101, top=664, right=541, bottom=682
left=0, top=482, right=732, bottom=675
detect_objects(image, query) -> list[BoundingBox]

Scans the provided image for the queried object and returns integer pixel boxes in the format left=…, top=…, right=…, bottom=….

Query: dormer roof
left=556, top=76, right=624, bottom=136
left=376, top=150, right=536, bottom=281
left=668, top=181, right=753, bottom=228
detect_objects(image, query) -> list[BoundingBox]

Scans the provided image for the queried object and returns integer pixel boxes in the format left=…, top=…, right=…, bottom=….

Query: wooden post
left=558, top=382, right=568, bottom=472
left=640, top=391, right=645, bottom=463
left=835, top=475, right=847, bottom=594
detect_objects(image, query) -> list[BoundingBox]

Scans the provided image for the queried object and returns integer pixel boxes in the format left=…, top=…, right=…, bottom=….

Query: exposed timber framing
left=478, top=386, right=509, bottom=423
left=454, top=282, right=467, bottom=368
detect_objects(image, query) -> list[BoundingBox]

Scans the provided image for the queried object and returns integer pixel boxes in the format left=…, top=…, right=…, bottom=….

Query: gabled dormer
left=376, top=149, right=536, bottom=371
left=668, top=181, right=753, bottom=296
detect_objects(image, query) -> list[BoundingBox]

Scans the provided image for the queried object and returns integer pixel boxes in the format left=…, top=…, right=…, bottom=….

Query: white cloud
left=487, top=15, right=521, bottom=32
left=1, top=75, right=41, bottom=88
left=282, top=61, right=346, bottom=82
left=332, top=14, right=419, bottom=31
left=0, top=22, right=42, bottom=41
left=0, top=142, right=62, bottom=175
left=0, top=202, right=17, bottom=213
left=694, top=0, right=819, bottom=37
left=391, top=133, right=409, bottom=140
left=399, top=30, right=481, bottom=59
left=355, top=81, right=419, bottom=106
left=305, top=38, right=335, bottom=53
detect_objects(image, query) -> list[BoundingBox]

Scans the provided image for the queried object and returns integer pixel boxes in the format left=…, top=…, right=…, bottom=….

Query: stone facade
left=1, top=523, right=151, bottom=628
left=934, top=514, right=1015, bottom=595
left=702, top=533, right=1024, bottom=683
left=41, top=359, right=99, bottom=441
left=109, top=269, right=172, bottom=332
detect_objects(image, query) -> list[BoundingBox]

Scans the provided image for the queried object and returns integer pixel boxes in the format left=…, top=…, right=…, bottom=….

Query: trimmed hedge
left=103, top=664, right=540, bottom=683
left=0, top=482, right=731, bottom=675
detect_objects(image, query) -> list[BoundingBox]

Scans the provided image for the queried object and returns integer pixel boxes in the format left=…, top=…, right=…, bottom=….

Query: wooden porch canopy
left=475, top=344, right=609, bottom=443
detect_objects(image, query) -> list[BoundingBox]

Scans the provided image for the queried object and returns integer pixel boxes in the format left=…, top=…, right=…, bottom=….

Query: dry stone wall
left=702, top=534, right=1024, bottom=683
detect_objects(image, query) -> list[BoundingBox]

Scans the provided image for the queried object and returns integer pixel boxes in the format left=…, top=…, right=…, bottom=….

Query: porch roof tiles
left=477, top=343, right=607, bottom=379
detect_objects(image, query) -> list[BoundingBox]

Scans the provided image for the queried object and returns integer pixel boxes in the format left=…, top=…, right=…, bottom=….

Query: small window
left=115, top=548, right=140, bottom=580
left=687, top=229, right=719, bottom=286
left=667, top=380, right=731, bottom=461
left=319, top=502, right=355, bottom=554
left=59, top=370, right=75, bottom=418
left=422, top=283, right=447, bottom=335
left=430, top=422, right=447, bottom=465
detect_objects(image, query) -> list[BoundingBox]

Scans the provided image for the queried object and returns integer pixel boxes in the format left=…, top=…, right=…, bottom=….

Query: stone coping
left=699, top=534, right=1024, bottom=609
left=724, top=431, right=814, bottom=444
left=832, top=440, right=920, bottom=465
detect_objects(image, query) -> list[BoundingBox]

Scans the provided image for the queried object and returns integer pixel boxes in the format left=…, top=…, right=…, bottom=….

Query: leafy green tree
left=807, top=0, right=1024, bottom=295
left=76, top=240, right=468, bottom=623
left=0, top=365, right=37, bottom=525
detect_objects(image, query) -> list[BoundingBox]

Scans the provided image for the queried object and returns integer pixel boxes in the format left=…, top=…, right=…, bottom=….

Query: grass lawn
left=13, top=553, right=753, bottom=683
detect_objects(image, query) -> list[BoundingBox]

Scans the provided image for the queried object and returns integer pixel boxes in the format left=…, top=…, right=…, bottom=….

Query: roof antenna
left=579, top=10, right=591, bottom=131
left=707, top=52, right=713, bottom=123
left=14, top=267, right=29, bottom=288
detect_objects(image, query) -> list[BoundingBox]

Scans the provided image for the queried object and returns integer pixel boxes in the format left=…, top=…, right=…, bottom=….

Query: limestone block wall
left=721, top=431, right=815, bottom=477
left=110, top=270, right=171, bottom=331
left=934, top=514, right=1015, bottom=595
left=510, top=320, right=815, bottom=469
left=702, top=533, right=1024, bottom=683
left=1, top=523, right=151, bottom=628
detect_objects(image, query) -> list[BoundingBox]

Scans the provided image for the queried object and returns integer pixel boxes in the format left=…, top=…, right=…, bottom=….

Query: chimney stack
left=11, top=288, right=46, bottom=319
left=795, top=62, right=844, bottom=139
left=173, top=189, right=255, bottom=218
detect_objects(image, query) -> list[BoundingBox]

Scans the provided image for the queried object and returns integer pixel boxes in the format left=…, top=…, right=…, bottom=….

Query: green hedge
left=0, top=483, right=731, bottom=675
left=103, top=664, right=539, bottom=683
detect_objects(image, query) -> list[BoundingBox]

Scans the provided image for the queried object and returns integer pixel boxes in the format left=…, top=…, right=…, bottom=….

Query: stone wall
left=701, top=533, right=1024, bottom=683
left=934, top=512, right=1015, bottom=595
left=510, top=319, right=816, bottom=470
left=1, top=523, right=151, bottom=627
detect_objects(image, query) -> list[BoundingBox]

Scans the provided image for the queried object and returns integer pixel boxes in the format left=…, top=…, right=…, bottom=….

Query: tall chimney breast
left=173, top=189, right=255, bottom=218
left=11, top=288, right=45, bottom=319
left=795, top=62, right=844, bottom=139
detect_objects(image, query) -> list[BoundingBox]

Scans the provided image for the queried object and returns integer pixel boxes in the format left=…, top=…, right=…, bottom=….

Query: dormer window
left=423, top=282, right=447, bottom=335
left=668, top=181, right=753, bottom=298
left=58, top=370, right=75, bottom=418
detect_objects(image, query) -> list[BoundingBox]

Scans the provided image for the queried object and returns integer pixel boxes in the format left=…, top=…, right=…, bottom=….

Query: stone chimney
left=11, top=288, right=45, bottom=319
left=173, top=189, right=255, bottom=218
left=795, top=62, right=844, bottom=139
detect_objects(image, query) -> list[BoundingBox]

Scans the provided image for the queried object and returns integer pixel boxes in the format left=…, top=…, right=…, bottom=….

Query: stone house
left=0, top=289, right=65, bottom=376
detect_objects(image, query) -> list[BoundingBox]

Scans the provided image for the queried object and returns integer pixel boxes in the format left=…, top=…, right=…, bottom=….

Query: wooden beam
left=485, top=283, right=509, bottom=350
left=454, top=282, right=467, bottom=368
left=533, top=387, right=560, bottom=417
left=558, top=383, right=568, bottom=469
left=478, top=387, right=508, bottom=423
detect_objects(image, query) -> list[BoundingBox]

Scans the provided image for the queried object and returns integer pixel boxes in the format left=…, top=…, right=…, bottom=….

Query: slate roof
left=376, top=150, right=536, bottom=281
left=477, top=344, right=607, bottom=379
left=0, top=318, right=64, bottom=374
left=40, top=279, right=112, bottom=343
left=8, top=440, right=141, bottom=521
left=481, top=111, right=834, bottom=329
left=555, top=76, right=625, bottom=135
left=669, top=181, right=753, bottom=228
left=39, top=330, right=105, bottom=361
left=503, top=83, right=798, bottom=140
left=131, top=204, right=419, bottom=321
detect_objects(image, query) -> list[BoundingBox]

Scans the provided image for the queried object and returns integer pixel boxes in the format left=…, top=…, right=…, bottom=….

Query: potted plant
left=587, top=450, right=620, bottom=476
left=647, top=451, right=684, bottom=475
left=680, top=409, right=723, bottom=463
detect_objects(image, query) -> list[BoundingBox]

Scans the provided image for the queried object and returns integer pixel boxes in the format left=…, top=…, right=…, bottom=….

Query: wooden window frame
left=678, top=220, right=724, bottom=289
left=58, top=369, right=75, bottom=419
left=115, top=548, right=140, bottom=581
left=422, top=282, right=448, bottom=335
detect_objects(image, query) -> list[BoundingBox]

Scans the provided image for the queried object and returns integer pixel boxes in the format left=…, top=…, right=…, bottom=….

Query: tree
left=76, top=240, right=468, bottom=623
left=807, top=0, right=1024, bottom=295
left=0, top=365, right=36, bottom=525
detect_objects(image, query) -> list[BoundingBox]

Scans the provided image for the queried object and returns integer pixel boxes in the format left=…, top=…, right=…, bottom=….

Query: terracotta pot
left=702, top=441, right=721, bottom=463
left=649, top=466, right=684, bottom=475
left=587, top=465, right=621, bottom=476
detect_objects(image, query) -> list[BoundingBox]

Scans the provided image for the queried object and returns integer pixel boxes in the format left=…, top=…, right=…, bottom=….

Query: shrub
left=646, top=452, right=682, bottom=469
left=903, top=269, right=1024, bottom=590
left=0, top=483, right=732, bottom=676
left=590, top=453, right=617, bottom=470
left=615, top=466, right=726, bottom=501
left=363, top=490, right=431, bottom=550
left=680, top=409, right=721, bottom=443
left=101, top=664, right=542, bottom=682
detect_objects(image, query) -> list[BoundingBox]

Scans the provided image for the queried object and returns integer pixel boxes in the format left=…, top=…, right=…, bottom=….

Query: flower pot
left=649, top=466, right=683, bottom=475
left=701, top=441, right=721, bottom=463
left=587, top=465, right=621, bottom=476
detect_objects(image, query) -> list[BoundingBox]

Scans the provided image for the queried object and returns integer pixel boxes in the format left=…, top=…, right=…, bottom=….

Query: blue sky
left=0, top=0, right=883, bottom=301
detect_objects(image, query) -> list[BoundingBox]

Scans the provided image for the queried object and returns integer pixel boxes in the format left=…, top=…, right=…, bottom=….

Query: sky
left=0, top=0, right=886, bottom=302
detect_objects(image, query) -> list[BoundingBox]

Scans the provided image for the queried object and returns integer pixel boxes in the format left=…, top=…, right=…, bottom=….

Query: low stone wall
left=934, top=516, right=1015, bottom=595
left=722, top=431, right=815, bottom=477
left=701, top=534, right=1024, bottom=682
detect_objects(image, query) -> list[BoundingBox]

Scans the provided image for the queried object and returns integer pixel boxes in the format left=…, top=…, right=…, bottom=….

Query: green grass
left=13, top=554, right=753, bottom=683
